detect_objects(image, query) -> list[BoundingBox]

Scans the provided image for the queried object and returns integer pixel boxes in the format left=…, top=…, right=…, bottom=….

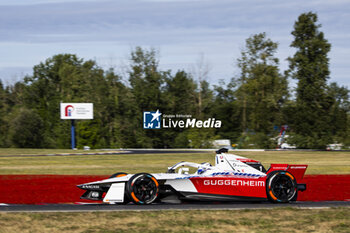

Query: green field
left=0, top=149, right=349, bottom=175
left=0, top=208, right=349, bottom=233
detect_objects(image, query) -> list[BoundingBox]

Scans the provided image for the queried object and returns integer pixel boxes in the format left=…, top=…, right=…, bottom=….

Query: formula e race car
left=77, top=148, right=307, bottom=204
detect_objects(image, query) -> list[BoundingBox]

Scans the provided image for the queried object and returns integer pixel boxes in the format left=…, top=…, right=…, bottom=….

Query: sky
left=0, top=0, right=349, bottom=88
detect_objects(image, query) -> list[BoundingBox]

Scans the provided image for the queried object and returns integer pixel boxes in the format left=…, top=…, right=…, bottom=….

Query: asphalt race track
left=118, top=149, right=209, bottom=154
left=0, top=201, right=349, bottom=212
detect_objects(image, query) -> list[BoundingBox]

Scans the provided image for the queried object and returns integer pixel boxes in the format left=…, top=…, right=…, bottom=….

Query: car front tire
left=126, top=173, right=159, bottom=204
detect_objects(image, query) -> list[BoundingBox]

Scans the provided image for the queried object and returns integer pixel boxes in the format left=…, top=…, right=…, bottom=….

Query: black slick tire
left=266, top=170, right=297, bottom=203
left=126, top=173, right=159, bottom=205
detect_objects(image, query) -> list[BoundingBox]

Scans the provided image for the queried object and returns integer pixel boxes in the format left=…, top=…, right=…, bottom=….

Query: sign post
left=71, top=120, right=75, bottom=149
left=60, top=103, right=94, bottom=149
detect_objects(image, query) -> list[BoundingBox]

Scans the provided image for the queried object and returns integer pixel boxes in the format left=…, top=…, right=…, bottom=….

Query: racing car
left=77, top=148, right=307, bottom=204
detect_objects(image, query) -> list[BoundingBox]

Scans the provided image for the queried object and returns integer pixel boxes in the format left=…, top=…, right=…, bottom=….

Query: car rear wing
left=267, top=164, right=308, bottom=181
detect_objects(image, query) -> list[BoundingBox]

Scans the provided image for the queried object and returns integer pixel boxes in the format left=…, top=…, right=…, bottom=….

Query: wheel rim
left=130, top=175, right=158, bottom=204
left=270, top=173, right=296, bottom=201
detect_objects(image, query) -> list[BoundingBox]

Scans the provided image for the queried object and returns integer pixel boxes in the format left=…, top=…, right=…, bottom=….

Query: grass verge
left=0, top=208, right=349, bottom=233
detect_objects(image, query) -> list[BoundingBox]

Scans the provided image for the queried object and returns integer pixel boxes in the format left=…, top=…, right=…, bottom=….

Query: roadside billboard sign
left=60, top=103, right=93, bottom=120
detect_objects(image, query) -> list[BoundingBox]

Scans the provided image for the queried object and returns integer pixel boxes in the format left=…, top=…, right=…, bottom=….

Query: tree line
left=0, top=12, right=349, bottom=149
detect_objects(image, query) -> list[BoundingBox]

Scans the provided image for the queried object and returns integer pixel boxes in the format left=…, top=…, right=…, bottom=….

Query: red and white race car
left=78, top=148, right=307, bottom=204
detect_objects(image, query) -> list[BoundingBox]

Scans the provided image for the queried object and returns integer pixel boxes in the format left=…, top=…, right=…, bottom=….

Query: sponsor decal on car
left=290, top=166, right=307, bottom=169
left=81, top=185, right=100, bottom=189
left=175, top=172, right=264, bottom=180
left=203, top=179, right=265, bottom=187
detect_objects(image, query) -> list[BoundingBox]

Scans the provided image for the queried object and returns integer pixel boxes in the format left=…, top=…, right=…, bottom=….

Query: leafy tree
left=23, top=54, right=126, bottom=148
left=106, top=70, right=142, bottom=147
left=197, top=80, right=215, bottom=119
left=190, top=54, right=212, bottom=118
left=1, top=38, right=348, bottom=150
left=0, top=80, right=6, bottom=146
left=23, top=54, right=84, bottom=147
left=9, top=108, right=44, bottom=148
left=164, top=71, right=197, bottom=114
left=212, top=80, right=241, bottom=142
left=128, top=47, right=168, bottom=147
left=187, top=128, right=219, bottom=148
left=163, top=70, right=197, bottom=148
left=234, top=33, right=288, bottom=145
left=129, top=47, right=165, bottom=111
left=327, top=82, right=349, bottom=144
left=0, top=81, right=27, bottom=147
left=287, top=12, right=333, bottom=148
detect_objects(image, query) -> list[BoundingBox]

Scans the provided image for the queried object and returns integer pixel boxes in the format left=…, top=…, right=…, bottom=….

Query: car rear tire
left=266, top=171, right=297, bottom=203
left=126, top=173, right=159, bottom=204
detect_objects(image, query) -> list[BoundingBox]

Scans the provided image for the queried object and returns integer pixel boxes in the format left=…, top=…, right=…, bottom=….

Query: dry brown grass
left=0, top=208, right=349, bottom=233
